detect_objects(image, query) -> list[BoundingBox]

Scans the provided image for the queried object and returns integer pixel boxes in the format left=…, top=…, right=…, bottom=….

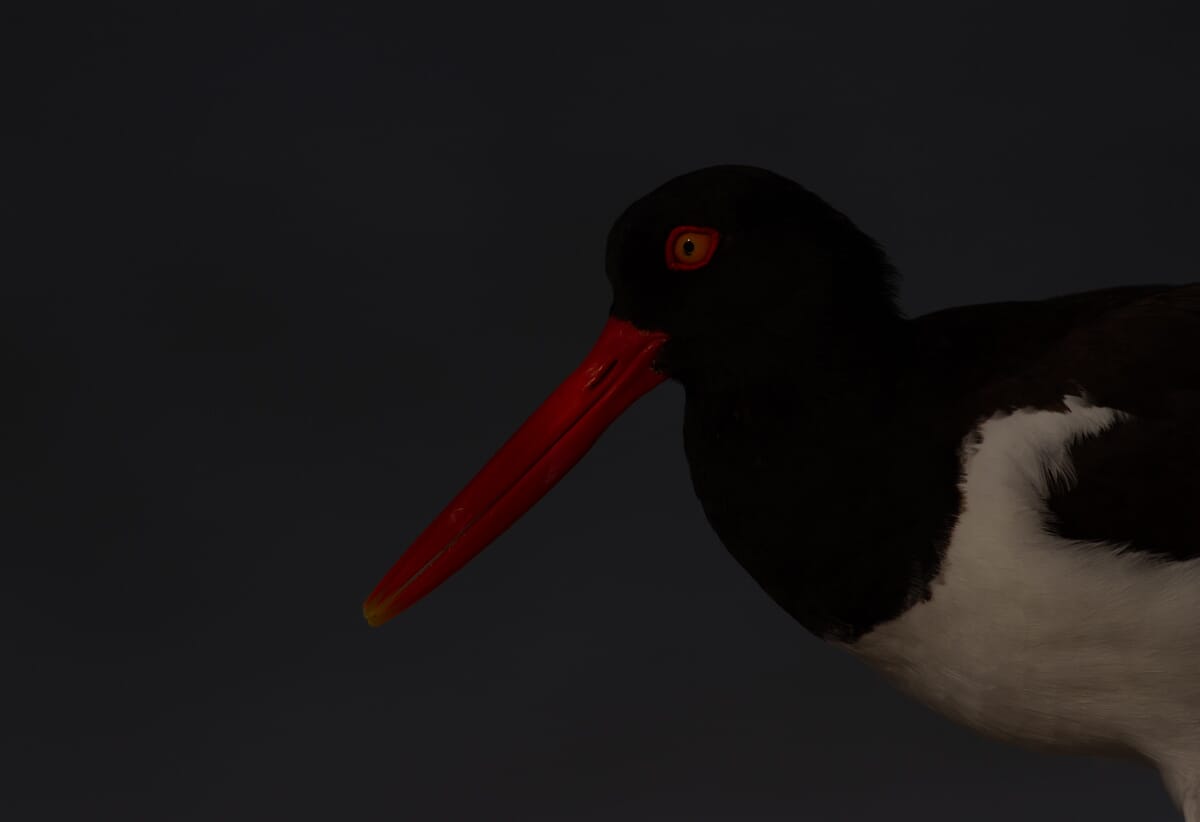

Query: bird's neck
left=679, top=322, right=959, bottom=641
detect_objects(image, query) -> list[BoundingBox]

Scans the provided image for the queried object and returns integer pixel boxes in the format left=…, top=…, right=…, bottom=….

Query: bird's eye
left=665, top=225, right=720, bottom=271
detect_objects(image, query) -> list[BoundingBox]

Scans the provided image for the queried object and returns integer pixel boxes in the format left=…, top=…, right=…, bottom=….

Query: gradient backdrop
left=8, top=3, right=1200, bottom=820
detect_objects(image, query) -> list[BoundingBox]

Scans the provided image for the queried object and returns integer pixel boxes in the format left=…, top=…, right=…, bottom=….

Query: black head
left=362, top=165, right=911, bottom=632
left=606, top=165, right=901, bottom=387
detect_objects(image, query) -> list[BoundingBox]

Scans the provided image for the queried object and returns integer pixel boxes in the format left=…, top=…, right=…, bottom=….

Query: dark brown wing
left=1046, top=404, right=1200, bottom=561
left=911, top=284, right=1200, bottom=563
left=1030, top=284, right=1200, bottom=561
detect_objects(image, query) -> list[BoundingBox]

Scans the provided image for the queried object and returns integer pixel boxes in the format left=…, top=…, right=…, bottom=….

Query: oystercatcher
left=363, top=165, right=1200, bottom=819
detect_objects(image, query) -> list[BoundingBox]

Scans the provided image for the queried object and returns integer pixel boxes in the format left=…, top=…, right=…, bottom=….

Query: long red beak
left=362, top=317, right=670, bottom=627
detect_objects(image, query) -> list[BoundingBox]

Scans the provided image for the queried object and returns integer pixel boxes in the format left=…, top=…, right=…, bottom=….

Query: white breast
left=847, top=395, right=1200, bottom=767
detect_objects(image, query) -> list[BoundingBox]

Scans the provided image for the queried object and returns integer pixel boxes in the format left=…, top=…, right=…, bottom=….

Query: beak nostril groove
left=585, top=359, right=619, bottom=390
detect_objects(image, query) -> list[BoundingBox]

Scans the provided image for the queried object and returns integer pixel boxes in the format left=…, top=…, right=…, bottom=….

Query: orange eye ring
left=665, top=225, right=720, bottom=271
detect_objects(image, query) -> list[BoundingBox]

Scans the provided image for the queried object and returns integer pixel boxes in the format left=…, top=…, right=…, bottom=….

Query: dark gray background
left=7, top=2, right=1199, bottom=819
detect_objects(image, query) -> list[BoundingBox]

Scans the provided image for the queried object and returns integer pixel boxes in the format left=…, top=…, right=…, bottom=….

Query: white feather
left=844, top=396, right=1200, bottom=817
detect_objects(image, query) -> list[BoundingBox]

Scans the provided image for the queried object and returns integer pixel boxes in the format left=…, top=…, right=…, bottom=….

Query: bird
left=362, top=164, right=1200, bottom=819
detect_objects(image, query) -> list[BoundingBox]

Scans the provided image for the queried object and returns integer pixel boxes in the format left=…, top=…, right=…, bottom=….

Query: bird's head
left=607, top=164, right=899, bottom=387
left=363, top=165, right=899, bottom=626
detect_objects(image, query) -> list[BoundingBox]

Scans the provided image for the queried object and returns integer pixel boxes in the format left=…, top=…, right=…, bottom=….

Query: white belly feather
left=847, top=396, right=1200, bottom=768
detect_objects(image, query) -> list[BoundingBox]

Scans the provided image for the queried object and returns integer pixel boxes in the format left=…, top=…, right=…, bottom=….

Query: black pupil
left=682, top=238, right=695, bottom=256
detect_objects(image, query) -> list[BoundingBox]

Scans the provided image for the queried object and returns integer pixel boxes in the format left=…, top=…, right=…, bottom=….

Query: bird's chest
left=848, top=540, right=1148, bottom=756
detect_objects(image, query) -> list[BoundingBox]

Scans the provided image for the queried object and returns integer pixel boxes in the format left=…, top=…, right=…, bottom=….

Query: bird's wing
left=914, top=284, right=1200, bottom=563
left=1045, top=403, right=1200, bottom=562
left=1028, top=285, right=1200, bottom=562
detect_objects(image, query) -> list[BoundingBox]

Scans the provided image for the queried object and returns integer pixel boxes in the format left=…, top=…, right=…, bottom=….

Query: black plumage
left=605, top=165, right=1200, bottom=639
